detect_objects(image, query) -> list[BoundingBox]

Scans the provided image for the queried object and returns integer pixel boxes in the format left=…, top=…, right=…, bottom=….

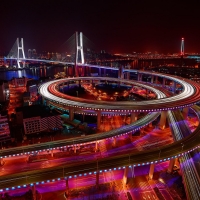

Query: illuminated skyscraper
left=181, top=38, right=184, bottom=56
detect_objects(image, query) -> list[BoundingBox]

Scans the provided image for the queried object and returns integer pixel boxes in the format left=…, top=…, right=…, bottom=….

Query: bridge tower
left=181, top=37, right=184, bottom=56
left=17, top=38, right=26, bottom=68
left=75, top=32, right=84, bottom=77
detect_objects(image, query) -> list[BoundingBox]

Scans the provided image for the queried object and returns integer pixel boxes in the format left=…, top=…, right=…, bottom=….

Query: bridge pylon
left=17, top=38, right=26, bottom=68
left=75, top=32, right=84, bottom=77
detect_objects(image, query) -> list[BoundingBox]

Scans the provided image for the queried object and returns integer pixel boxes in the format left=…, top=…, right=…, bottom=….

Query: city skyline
left=1, top=0, right=200, bottom=54
left=1, top=1, right=200, bottom=199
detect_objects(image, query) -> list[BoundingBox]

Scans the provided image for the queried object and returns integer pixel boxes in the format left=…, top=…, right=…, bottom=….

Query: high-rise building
left=28, top=49, right=32, bottom=58
left=32, top=49, right=37, bottom=59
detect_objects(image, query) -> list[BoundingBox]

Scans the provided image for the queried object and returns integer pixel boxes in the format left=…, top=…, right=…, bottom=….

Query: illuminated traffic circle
left=39, top=73, right=200, bottom=113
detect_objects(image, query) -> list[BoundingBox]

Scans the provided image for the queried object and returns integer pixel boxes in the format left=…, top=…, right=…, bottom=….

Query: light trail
left=168, top=107, right=200, bottom=200
left=38, top=74, right=200, bottom=112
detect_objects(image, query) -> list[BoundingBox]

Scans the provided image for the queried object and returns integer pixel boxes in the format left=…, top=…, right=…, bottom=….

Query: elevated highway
left=39, top=73, right=200, bottom=112
left=1, top=68, right=200, bottom=194
left=0, top=116, right=200, bottom=189
left=168, top=106, right=200, bottom=200
left=0, top=112, right=159, bottom=158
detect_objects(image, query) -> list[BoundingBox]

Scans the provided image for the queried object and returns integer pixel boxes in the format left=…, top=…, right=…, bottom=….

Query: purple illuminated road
left=0, top=127, right=173, bottom=177
left=6, top=160, right=182, bottom=200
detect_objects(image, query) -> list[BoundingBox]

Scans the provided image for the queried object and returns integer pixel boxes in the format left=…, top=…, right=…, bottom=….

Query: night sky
left=1, top=0, right=200, bottom=54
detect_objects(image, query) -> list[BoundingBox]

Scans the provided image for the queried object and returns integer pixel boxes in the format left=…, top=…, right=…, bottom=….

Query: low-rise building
left=0, top=114, right=11, bottom=142
left=26, top=79, right=38, bottom=98
left=11, top=77, right=28, bottom=87
left=16, top=105, right=63, bottom=134
left=0, top=80, right=9, bottom=102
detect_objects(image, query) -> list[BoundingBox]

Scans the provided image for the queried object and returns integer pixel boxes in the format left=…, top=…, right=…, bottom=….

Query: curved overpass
left=0, top=118, right=200, bottom=189
left=1, top=68, right=200, bottom=189
left=39, top=74, right=200, bottom=112
left=1, top=77, right=169, bottom=157
left=0, top=112, right=160, bottom=157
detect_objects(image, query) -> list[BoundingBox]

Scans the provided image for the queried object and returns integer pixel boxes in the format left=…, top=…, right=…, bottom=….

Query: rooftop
left=16, top=105, right=60, bottom=119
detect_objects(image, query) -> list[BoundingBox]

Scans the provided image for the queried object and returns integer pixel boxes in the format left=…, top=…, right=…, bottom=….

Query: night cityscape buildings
left=0, top=1, right=200, bottom=200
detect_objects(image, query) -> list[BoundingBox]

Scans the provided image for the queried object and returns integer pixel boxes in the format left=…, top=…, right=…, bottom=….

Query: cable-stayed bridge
left=4, top=32, right=129, bottom=78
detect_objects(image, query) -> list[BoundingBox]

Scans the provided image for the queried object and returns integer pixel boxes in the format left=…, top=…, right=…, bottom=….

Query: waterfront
left=0, top=65, right=67, bottom=81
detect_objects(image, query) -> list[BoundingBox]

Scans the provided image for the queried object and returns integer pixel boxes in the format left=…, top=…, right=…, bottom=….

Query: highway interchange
left=1, top=69, right=200, bottom=195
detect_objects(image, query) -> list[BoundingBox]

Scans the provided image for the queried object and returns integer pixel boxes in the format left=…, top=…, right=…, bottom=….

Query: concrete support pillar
left=95, top=141, right=99, bottom=152
left=85, top=66, right=87, bottom=76
left=172, top=81, right=176, bottom=94
left=129, top=132, right=132, bottom=141
left=137, top=73, right=139, bottom=81
left=162, top=78, right=165, bottom=87
left=99, top=68, right=101, bottom=76
left=131, top=165, right=135, bottom=178
left=82, top=114, right=85, bottom=122
left=80, top=66, right=83, bottom=76
left=31, top=184, right=36, bottom=200
left=96, top=171, right=99, bottom=188
left=79, top=66, right=84, bottom=76
left=131, top=112, right=138, bottom=123
left=140, top=73, right=143, bottom=81
left=123, top=166, right=129, bottom=185
left=84, top=66, right=86, bottom=76
left=51, top=149, right=54, bottom=157
left=66, top=66, right=69, bottom=77
left=69, top=108, right=74, bottom=121
left=104, top=69, right=106, bottom=77
left=74, top=145, right=76, bottom=154
left=64, top=178, right=69, bottom=198
left=0, top=158, right=4, bottom=166
left=75, top=64, right=79, bottom=77
left=78, top=66, right=81, bottom=77
left=120, top=66, right=124, bottom=79
left=174, top=158, right=179, bottom=167
left=124, top=72, right=127, bottom=79
left=112, top=137, right=117, bottom=148
left=159, top=111, right=167, bottom=129
left=182, top=107, right=189, bottom=119
left=148, top=164, right=155, bottom=180
left=155, top=76, right=158, bottom=84
left=149, top=123, right=152, bottom=128
left=97, top=111, right=101, bottom=129
left=124, top=73, right=126, bottom=79
left=66, top=178, right=69, bottom=190
left=167, top=159, right=175, bottom=174
left=151, top=75, right=154, bottom=83
left=137, top=73, right=141, bottom=81
left=118, top=68, right=121, bottom=79
left=89, top=67, right=91, bottom=76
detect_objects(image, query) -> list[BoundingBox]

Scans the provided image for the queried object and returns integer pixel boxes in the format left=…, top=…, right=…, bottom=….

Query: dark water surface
left=0, top=66, right=67, bottom=81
